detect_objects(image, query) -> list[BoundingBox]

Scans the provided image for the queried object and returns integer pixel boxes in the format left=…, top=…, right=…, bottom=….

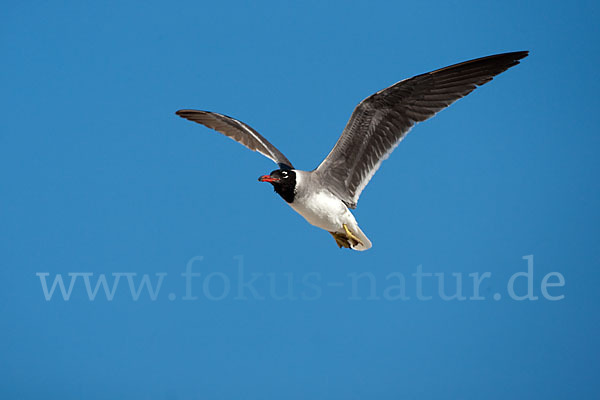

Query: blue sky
left=1, top=0, right=599, bottom=399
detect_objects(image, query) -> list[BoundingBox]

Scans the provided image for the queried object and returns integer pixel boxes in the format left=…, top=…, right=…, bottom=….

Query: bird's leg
left=330, top=232, right=344, bottom=248
left=329, top=231, right=351, bottom=249
left=342, top=224, right=363, bottom=247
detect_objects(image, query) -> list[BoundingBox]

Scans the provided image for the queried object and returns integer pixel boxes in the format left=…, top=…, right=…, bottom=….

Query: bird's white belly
left=289, top=191, right=355, bottom=232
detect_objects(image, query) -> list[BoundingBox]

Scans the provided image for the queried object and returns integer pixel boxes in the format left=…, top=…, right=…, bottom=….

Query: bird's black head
left=258, top=169, right=296, bottom=203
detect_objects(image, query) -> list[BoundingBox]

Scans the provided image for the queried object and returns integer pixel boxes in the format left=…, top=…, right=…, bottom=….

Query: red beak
left=258, top=175, right=279, bottom=183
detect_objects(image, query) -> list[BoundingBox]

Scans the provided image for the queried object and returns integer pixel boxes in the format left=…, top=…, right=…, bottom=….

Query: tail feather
left=350, top=224, right=372, bottom=251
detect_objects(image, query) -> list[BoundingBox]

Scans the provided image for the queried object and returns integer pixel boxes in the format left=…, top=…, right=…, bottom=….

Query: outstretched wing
left=176, top=110, right=294, bottom=169
left=315, top=51, right=528, bottom=208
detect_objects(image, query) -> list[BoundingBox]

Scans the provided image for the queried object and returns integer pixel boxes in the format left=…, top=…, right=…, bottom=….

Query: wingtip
left=488, top=50, right=529, bottom=64
left=175, top=109, right=193, bottom=118
left=504, top=50, right=529, bottom=69
left=514, top=50, right=530, bottom=60
left=175, top=109, right=204, bottom=119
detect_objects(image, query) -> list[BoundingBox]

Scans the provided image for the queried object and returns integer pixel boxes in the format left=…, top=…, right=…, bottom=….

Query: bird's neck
left=274, top=183, right=296, bottom=203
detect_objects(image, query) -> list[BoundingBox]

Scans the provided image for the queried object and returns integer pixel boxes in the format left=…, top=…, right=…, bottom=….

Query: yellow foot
left=329, top=231, right=351, bottom=249
left=343, top=224, right=364, bottom=247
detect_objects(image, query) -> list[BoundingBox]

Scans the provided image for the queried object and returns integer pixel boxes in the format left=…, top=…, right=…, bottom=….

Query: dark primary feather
left=315, top=51, right=529, bottom=209
left=175, top=110, right=294, bottom=169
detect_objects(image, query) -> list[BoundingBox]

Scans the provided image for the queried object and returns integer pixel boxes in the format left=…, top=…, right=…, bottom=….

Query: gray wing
left=176, top=110, right=294, bottom=169
left=315, top=51, right=528, bottom=208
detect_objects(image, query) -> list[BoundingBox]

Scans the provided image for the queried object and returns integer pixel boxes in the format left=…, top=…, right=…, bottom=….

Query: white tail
left=350, top=224, right=372, bottom=251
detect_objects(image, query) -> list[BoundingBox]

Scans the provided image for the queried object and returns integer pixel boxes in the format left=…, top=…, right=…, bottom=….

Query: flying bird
left=176, top=51, right=528, bottom=251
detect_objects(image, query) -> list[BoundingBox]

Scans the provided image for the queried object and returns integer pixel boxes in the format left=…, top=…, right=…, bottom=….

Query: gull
left=176, top=51, right=528, bottom=250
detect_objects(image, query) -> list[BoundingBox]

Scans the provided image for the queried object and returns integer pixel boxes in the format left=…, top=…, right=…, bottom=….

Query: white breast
left=289, top=171, right=357, bottom=232
left=288, top=170, right=372, bottom=250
